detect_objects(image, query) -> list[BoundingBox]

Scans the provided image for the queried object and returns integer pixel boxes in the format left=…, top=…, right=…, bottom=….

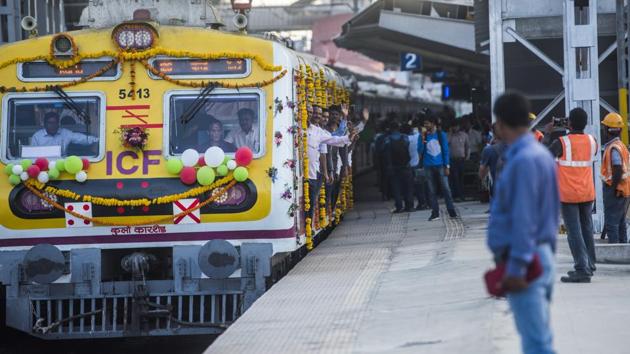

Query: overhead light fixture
left=112, top=23, right=158, bottom=51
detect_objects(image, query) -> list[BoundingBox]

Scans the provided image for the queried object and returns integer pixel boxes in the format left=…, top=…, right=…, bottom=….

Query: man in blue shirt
left=418, top=115, right=457, bottom=220
left=487, top=92, right=559, bottom=354
left=384, top=120, right=413, bottom=212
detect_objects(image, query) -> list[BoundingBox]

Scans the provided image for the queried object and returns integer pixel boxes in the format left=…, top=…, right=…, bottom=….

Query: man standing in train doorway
left=549, top=108, right=597, bottom=283
left=487, top=92, right=559, bottom=354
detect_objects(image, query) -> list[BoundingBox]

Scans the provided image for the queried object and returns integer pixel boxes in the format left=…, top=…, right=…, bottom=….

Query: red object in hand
left=180, top=166, right=197, bottom=185
left=484, top=253, right=543, bottom=298
left=34, top=158, right=49, bottom=171
left=82, top=158, right=90, bottom=170
left=235, top=147, right=253, bottom=166
left=27, top=165, right=41, bottom=178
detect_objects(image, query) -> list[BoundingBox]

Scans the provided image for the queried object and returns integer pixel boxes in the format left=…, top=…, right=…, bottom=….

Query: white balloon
left=12, top=165, right=23, bottom=175
left=181, top=149, right=200, bottom=167
left=204, top=146, right=225, bottom=168
left=20, top=172, right=29, bottom=181
left=37, top=171, right=49, bottom=184
left=226, top=160, right=237, bottom=170
left=75, top=171, right=87, bottom=183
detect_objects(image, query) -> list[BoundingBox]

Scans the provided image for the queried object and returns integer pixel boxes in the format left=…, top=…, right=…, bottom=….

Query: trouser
left=560, top=202, right=596, bottom=275
left=449, top=158, right=465, bottom=199
left=306, top=174, right=322, bottom=220
left=379, top=161, right=390, bottom=200
left=507, top=243, right=556, bottom=354
left=425, top=166, right=456, bottom=215
left=389, top=167, right=413, bottom=210
left=603, top=185, right=629, bottom=243
left=412, top=167, right=428, bottom=208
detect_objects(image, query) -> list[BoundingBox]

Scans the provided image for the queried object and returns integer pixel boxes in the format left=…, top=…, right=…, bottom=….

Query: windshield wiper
left=179, top=82, right=217, bottom=125
left=52, top=86, right=91, bottom=126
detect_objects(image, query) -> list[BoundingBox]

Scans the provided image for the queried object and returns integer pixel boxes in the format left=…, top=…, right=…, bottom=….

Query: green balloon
left=55, top=159, right=66, bottom=172
left=166, top=158, right=184, bottom=175
left=20, top=159, right=32, bottom=170
left=197, top=166, right=216, bottom=186
left=233, top=166, right=249, bottom=182
left=217, top=164, right=228, bottom=177
left=48, top=168, right=60, bottom=180
left=8, top=174, right=20, bottom=185
left=223, top=156, right=230, bottom=164
left=65, top=156, right=82, bottom=174
left=4, top=164, right=14, bottom=176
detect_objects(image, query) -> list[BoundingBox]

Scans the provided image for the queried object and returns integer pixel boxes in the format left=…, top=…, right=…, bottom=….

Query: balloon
left=166, top=158, right=183, bottom=175
left=223, top=156, right=230, bottom=164
left=226, top=160, right=237, bottom=170
left=37, top=171, right=49, bottom=184
left=204, top=146, right=225, bottom=168
left=11, top=165, right=23, bottom=176
left=35, top=158, right=49, bottom=171
left=8, top=174, right=20, bottom=185
left=235, top=147, right=253, bottom=166
left=48, top=168, right=60, bottom=180
left=55, top=159, right=66, bottom=172
left=233, top=166, right=249, bottom=182
left=4, top=164, right=14, bottom=176
left=182, top=149, right=200, bottom=167
left=82, top=158, right=90, bottom=170
left=27, top=165, right=40, bottom=178
left=20, top=159, right=32, bottom=170
left=20, top=172, right=29, bottom=181
left=65, top=156, right=83, bottom=174
left=180, top=166, right=197, bottom=185
left=198, top=156, right=206, bottom=166
left=196, top=166, right=216, bottom=186
left=217, top=164, right=228, bottom=176
left=75, top=171, right=88, bottom=183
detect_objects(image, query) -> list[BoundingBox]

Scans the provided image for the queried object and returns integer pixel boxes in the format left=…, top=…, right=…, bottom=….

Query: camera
left=552, top=116, right=569, bottom=128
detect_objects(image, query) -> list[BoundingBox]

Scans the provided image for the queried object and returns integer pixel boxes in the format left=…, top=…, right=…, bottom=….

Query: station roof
left=334, top=0, right=488, bottom=80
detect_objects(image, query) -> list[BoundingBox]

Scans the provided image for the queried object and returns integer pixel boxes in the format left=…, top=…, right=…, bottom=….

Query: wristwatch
left=446, top=165, right=450, bottom=168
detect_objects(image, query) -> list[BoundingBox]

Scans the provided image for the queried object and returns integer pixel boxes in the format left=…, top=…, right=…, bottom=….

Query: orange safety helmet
left=602, top=112, right=624, bottom=129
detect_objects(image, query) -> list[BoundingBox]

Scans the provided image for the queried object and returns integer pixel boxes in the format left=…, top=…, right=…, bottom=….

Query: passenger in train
left=30, top=111, right=99, bottom=156
left=225, top=108, right=260, bottom=152
left=200, top=119, right=237, bottom=153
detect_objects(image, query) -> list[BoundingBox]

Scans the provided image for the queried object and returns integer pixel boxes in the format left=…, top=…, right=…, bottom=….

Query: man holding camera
left=549, top=108, right=597, bottom=283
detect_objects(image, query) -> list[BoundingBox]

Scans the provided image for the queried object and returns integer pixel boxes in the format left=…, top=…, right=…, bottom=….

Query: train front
left=0, top=21, right=299, bottom=338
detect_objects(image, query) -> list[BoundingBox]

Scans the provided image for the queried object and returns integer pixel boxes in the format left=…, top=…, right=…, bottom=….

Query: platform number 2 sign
left=400, top=53, right=422, bottom=71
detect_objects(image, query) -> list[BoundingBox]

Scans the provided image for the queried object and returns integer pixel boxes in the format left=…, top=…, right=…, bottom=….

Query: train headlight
left=112, top=23, right=158, bottom=51
left=50, top=33, right=76, bottom=57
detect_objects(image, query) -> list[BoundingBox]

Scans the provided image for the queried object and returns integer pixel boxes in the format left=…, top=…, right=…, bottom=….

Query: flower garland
left=296, top=66, right=313, bottom=249
left=23, top=179, right=237, bottom=227
left=27, top=175, right=234, bottom=207
left=318, top=184, right=327, bottom=228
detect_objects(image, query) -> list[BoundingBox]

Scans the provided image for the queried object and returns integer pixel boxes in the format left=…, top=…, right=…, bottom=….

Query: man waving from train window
left=30, top=111, right=99, bottom=156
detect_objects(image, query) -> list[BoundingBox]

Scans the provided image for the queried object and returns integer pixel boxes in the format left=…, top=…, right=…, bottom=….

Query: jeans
left=603, top=185, right=629, bottom=243
left=561, top=202, right=596, bottom=275
left=425, top=166, right=456, bottom=215
left=307, top=174, right=322, bottom=219
left=449, top=158, right=465, bottom=199
left=389, top=167, right=414, bottom=210
left=412, top=167, right=428, bottom=208
left=507, top=243, right=556, bottom=354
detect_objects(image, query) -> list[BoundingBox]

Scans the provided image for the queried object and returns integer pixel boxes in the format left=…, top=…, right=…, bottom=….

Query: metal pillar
left=617, top=0, right=629, bottom=144
left=488, top=0, right=504, bottom=121
left=563, top=0, right=604, bottom=231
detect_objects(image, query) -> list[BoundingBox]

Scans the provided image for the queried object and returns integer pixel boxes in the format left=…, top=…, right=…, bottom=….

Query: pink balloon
left=27, top=165, right=41, bottom=179
left=34, top=158, right=49, bottom=171
left=235, top=147, right=253, bottom=166
left=82, top=158, right=90, bottom=170
left=180, top=167, right=197, bottom=185
left=198, top=156, right=206, bottom=166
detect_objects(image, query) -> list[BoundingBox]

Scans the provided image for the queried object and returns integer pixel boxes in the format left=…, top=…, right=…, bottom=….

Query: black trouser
left=412, top=167, right=428, bottom=208
left=449, top=158, right=465, bottom=200
left=389, top=166, right=414, bottom=210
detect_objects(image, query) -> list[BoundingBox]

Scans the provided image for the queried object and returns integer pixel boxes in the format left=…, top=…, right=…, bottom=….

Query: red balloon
left=27, top=165, right=40, bottom=178
left=198, top=156, right=206, bottom=166
left=82, top=158, right=90, bottom=170
left=235, top=147, right=253, bottom=166
left=34, top=158, right=48, bottom=171
left=180, top=167, right=197, bottom=185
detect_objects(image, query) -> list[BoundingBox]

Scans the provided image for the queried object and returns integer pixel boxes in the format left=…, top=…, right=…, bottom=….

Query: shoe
left=404, top=208, right=415, bottom=213
left=567, top=270, right=593, bottom=277
left=560, top=274, right=591, bottom=283
left=428, top=214, right=440, bottom=221
left=448, top=210, right=458, bottom=218
left=416, top=205, right=428, bottom=211
left=392, top=208, right=404, bottom=214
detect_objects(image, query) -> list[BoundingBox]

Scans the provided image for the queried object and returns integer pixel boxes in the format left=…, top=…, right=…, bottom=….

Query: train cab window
left=2, top=93, right=105, bottom=162
left=167, top=90, right=264, bottom=157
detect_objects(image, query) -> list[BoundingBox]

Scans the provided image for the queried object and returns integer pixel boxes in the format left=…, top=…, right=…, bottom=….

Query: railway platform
left=206, top=174, right=630, bottom=354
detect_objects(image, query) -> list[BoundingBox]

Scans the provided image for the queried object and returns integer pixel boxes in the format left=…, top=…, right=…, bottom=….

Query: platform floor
left=206, top=175, right=630, bottom=354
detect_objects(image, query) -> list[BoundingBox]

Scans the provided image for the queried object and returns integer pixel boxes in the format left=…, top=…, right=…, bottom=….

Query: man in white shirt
left=225, top=108, right=260, bottom=153
left=31, top=112, right=98, bottom=156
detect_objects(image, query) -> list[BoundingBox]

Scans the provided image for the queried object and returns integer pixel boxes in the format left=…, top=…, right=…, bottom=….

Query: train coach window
left=166, top=89, right=265, bottom=157
left=1, top=93, right=105, bottom=162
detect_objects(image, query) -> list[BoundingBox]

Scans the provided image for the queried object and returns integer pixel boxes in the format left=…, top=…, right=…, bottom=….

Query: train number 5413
left=118, top=88, right=150, bottom=99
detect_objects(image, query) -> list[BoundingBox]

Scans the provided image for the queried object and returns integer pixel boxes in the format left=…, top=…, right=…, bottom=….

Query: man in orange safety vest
left=530, top=112, right=545, bottom=142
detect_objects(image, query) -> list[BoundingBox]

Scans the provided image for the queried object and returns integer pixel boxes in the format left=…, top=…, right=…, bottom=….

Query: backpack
left=390, top=136, right=411, bottom=167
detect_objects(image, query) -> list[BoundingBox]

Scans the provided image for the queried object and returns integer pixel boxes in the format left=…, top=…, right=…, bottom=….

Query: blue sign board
left=400, top=53, right=422, bottom=71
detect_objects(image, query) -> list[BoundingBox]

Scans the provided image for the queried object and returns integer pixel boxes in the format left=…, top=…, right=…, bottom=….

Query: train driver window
left=168, top=91, right=262, bottom=156
left=2, top=94, right=104, bottom=162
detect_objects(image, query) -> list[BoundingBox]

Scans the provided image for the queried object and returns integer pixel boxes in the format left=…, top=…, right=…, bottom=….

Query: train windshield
left=168, top=91, right=262, bottom=156
left=3, top=94, right=103, bottom=161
